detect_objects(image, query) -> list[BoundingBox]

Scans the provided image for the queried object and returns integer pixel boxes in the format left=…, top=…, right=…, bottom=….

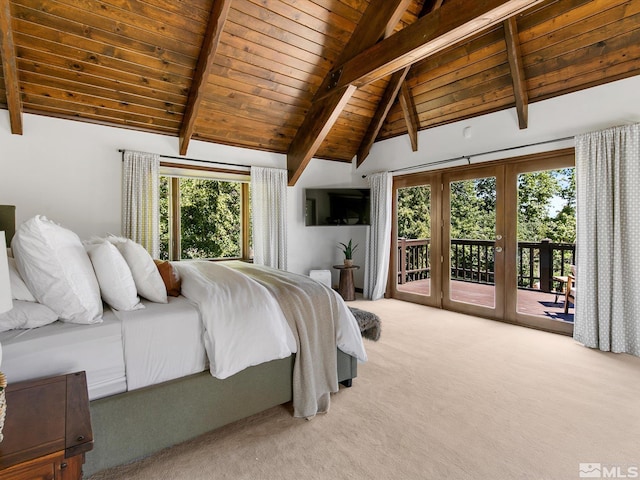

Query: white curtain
left=251, top=166, right=287, bottom=270
left=122, top=150, right=160, bottom=258
left=364, top=172, right=392, bottom=300
left=574, top=123, right=640, bottom=356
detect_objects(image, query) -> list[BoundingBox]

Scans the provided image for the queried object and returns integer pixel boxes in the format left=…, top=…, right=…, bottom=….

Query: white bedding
left=0, top=260, right=366, bottom=409
left=175, top=261, right=367, bottom=382
left=113, top=296, right=207, bottom=391
left=0, top=308, right=126, bottom=400
left=174, top=261, right=297, bottom=379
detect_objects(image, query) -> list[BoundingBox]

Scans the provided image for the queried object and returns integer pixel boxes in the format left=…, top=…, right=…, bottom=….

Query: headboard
left=0, top=205, right=16, bottom=247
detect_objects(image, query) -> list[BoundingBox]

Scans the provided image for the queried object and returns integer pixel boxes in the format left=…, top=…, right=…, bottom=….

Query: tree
left=450, top=177, right=496, bottom=240
left=159, top=176, right=170, bottom=260
left=517, top=168, right=575, bottom=243
left=159, top=176, right=243, bottom=260
left=517, top=170, right=559, bottom=242
left=397, top=185, right=431, bottom=239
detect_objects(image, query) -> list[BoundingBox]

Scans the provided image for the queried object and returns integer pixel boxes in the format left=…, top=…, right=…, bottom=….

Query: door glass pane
left=516, top=168, right=575, bottom=322
left=449, top=177, right=496, bottom=308
left=396, top=185, right=431, bottom=296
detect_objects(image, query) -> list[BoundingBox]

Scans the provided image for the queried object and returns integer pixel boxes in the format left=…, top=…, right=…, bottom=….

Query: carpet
left=87, top=298, right=640, bottom=480
left=348, top=306, right=381, bottom=341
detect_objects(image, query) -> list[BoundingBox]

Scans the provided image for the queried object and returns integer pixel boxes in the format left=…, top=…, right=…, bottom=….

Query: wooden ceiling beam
left=357, top=0, right=445, bottom=167
left=179, top=0, right=231, bottom=156
left=503, top=16, right=528, bottom=129
left=0, top=0, right=22, bottom=135
left=419, top=0, right=445, bottom=18
left=384, top=0, right=413, bottom=39
left=399, top=80, right=419, bottom=152
left=356, top=68, right=409, bottom=166
left=323, top=0, right=545, bottom=95
left=287, top=0, right=408, bottom=186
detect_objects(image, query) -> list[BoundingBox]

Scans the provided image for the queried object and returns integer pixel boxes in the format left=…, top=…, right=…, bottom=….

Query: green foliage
left=338, top=239, right=358, bottom=259
left=444, top=170, right=575, bottom=243
left=159, top=176, right=243, bottom=260
left=517, top=169, right=575, bottom=243
left=159, top=176, right=170, bottom=261
left=396, top=169, right=576, bottom=285
left=450, top=177, right=496, bottom=240
left=397, top=185, right=431, bottom=239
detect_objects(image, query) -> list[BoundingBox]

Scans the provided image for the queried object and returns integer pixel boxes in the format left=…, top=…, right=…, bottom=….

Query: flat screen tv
left=304, top=188, right=370, bottom=226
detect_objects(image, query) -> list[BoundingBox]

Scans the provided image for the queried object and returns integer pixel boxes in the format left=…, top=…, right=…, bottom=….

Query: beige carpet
left=88, top=299, right=640, bottom=480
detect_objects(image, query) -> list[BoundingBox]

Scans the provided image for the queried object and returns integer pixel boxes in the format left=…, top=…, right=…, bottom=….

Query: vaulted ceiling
left=1, top=0, right=639, bottom=184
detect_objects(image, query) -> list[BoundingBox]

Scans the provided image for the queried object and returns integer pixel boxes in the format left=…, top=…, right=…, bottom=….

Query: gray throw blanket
left=225, top=262, right=340, bottom=419
left=349, top=307, right=382, bottom=341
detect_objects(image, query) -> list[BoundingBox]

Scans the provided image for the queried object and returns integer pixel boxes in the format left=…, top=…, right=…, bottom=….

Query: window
left=159, top=166, right=251, bottom=261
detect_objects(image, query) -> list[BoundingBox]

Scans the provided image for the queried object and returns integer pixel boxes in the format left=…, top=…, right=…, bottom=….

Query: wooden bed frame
left=85, top=350, right=357, bottom=477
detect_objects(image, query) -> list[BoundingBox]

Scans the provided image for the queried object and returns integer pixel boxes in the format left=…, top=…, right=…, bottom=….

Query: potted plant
left=338, top=239, right=358, bottom=267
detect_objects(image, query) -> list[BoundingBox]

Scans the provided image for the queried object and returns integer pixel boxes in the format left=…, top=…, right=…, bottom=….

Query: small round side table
left=333, top=265, right=360, bottom=301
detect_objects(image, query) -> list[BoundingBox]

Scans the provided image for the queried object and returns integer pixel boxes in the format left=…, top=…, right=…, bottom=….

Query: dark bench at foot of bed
left=85, top=349, right=357, bottom=477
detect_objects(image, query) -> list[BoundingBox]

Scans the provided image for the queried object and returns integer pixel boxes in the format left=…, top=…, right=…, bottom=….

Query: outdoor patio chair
left=564, top=265, right=576, bottom=314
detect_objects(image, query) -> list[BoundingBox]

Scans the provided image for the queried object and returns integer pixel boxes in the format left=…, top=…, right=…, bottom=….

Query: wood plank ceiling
left=1, top=0, right=639, bottom=184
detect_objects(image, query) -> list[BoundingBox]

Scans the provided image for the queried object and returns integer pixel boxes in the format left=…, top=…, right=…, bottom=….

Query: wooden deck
left=397, top=279, right=574, bottom=322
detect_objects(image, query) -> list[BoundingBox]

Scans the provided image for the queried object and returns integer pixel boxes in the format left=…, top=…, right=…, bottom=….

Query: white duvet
left=174, top=261, right=366, bottom=380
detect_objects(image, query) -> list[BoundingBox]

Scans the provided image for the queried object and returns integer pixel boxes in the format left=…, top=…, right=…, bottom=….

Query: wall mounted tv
left=305, top=188, right=370, bottom=226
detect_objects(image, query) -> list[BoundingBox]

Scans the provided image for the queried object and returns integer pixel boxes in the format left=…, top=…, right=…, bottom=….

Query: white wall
left=2, top=75, right=640, bottom=289
left=358, top=75, right=640, bottom=176
left=286, top=158, right=368, bottom=288
left=0, top=114, right=283, bottom=239
left=0, top=113, right=367, bottom=285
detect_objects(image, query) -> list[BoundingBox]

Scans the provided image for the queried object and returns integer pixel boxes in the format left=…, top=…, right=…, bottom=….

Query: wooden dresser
left=0, top=372, right=93, bottom=480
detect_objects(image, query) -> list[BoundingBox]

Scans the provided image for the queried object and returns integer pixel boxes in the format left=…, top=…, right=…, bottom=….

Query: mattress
left=113, top=295, right=207, bottom=391
left=0, top=308, right=126, bottom=400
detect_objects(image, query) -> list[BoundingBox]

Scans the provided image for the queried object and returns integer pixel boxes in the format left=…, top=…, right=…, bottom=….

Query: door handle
left=495, top=246, right=503, bottom=253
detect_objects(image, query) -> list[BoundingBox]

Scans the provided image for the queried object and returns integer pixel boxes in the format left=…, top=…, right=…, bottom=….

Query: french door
left=442, top=166, right=505, bottom=319
left=391, top=172, right=442, bottom=308
left=391, top=149, right=575, bottom=335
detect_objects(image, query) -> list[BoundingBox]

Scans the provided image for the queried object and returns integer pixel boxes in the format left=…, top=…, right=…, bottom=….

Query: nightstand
left=333, top=265, right=360, bottom=301
left=0, top=372, right=93, bottom=480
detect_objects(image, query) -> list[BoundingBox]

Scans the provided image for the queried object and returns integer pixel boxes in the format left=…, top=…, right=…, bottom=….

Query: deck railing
left=397, top=238, right=431, bottom=284
left=397, top=238, right=575, bottom=293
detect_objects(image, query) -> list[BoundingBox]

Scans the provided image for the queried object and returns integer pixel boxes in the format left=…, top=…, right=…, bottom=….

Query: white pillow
left=8, top=257, right=36, bottom=302
left=0, top=300, right=59, bottom=332
left=108, top=237, right=167, bottom=303
left=11, top=215, right=103, bottom=324
left=86, top=241, right=144, bottom=311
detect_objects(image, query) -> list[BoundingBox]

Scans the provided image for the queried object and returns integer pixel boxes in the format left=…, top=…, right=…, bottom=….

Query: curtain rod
left=118, top=149, right=251, bottom=170
left=361, top=135, right=575, bottom=178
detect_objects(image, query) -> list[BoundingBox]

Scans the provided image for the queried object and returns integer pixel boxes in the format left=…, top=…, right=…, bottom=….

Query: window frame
left=159, top=163, right=251, bottom=262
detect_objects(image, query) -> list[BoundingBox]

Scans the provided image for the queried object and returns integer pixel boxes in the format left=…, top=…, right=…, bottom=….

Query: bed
left=0, top=209, right=366, bottom=477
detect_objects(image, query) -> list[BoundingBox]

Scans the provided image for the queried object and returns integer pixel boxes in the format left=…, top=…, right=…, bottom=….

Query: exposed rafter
left=384, top=0, right=414, bottom=39
left=357, top=68, right=409, bottom=166
left=399, top=81, right=419, bottom=152
left=356, top=0, right=418, bottom=167
left=293, top=0, right=545, bottom=182
left=0, top=0, right=22, bottom=135
left=323, top=0, right=545, bottom=95
left=504, top=16, right=529, bottom=129
left=287, top=0, right=408, bottom=186
left=287, top=84, right=357, bottom=184
left=358, top=0, right=445, bottom=167
left=419, top=0, right=445, bottom=17
left=178, top=0, right=231, bottom=156
left=2, top=0, right=637, bottom=165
